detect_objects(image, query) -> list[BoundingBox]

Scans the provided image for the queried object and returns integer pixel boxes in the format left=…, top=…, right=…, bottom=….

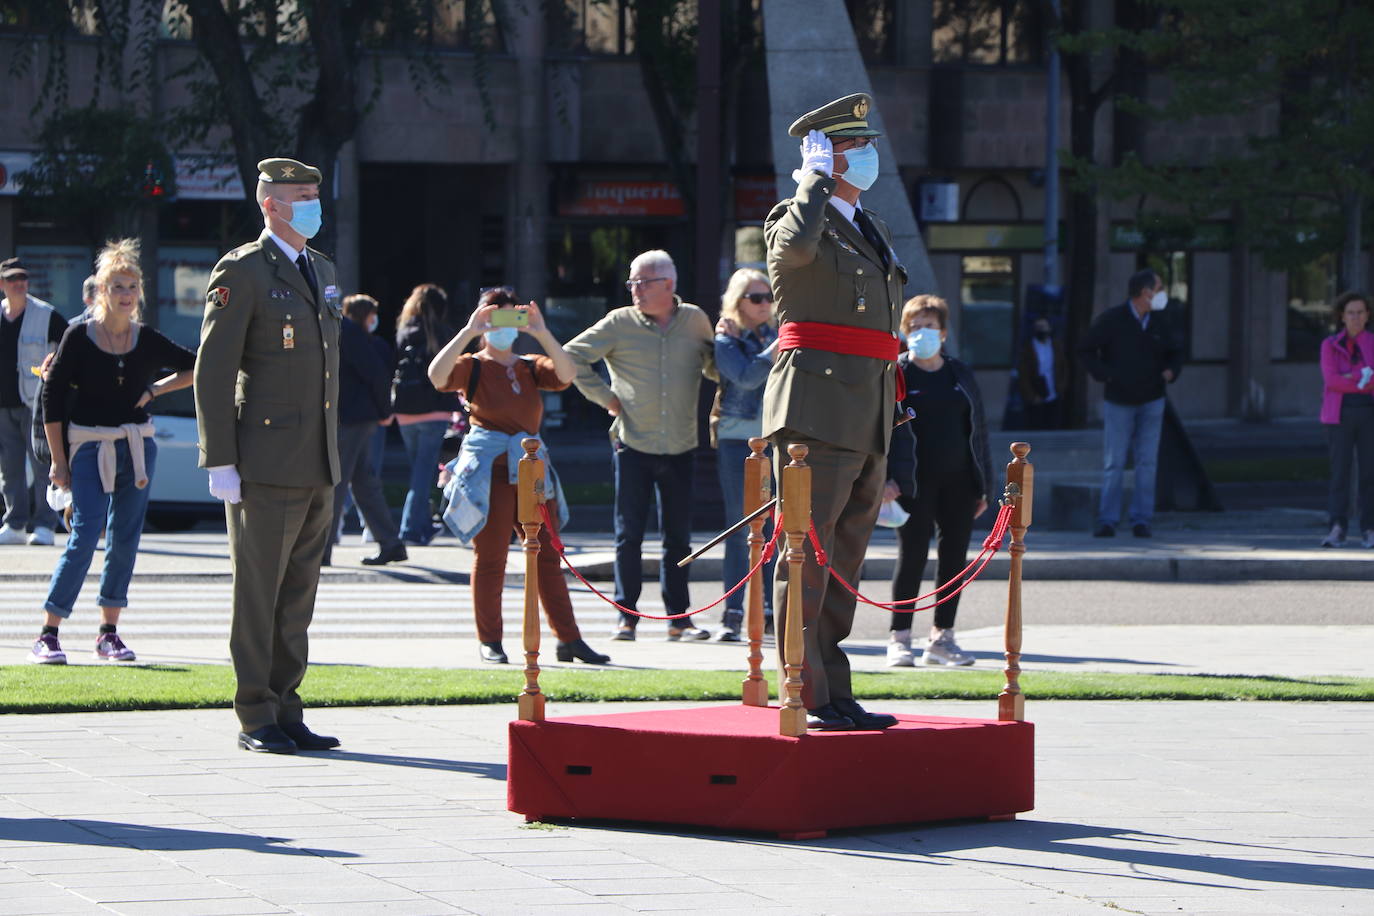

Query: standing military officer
left=764, top=93, right=906, bottom=731
left=194, top=158, right=343, bottom=754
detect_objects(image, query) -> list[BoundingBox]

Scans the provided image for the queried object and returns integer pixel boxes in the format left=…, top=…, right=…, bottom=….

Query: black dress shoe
left=806, top=703, right=856, bottom=730
left=479, top=641, right=508, bottom=664
left=1132, top=523, right=1152, bottom=538
left=361, top=543, right=408, bottom=566
left=832, top=697, right=898, bottom=730
left=237, top=724, right=297, bottom=754
left=279, top=721, right=340, bottom=750
left=1093, top=523, right=1115, bottom=538
left=555, top=639, right=610, bottom=665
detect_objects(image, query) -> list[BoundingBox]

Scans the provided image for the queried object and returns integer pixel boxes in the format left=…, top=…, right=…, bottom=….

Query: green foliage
left=1068, top=0, right=1374, bottom=272
left=19, top=106, right=176, bottom=243
left=2, top=664, right=1372, bottom=715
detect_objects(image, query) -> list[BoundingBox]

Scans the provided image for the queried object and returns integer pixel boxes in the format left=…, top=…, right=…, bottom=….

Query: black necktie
left=855, top=209, right=888, bottom=268
left=296, top=252, right=319, bottom=302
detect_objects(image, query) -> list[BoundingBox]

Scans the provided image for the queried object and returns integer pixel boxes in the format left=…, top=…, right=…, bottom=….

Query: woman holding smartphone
left=427, top=288, right=609, bottom=666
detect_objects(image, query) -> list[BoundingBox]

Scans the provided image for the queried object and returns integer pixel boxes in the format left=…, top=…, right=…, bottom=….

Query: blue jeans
left=1099, top=397, right=1165, bottom=528
left=716, top=438, right=774, bottom=619
left=613, top=444, right=694, bottom=629
left=45, top=437, right=157, bottom=617
left=398, top=420, right=447, bottom=543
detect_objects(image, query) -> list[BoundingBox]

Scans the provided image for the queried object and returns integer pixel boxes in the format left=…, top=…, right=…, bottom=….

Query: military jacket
left=761, top=170, right=906, bottom=456
left=194, top=230, right=341, bottom=487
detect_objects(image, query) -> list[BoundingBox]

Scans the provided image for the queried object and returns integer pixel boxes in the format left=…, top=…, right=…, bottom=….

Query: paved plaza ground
left=2, top=510, right=1372, bottom=914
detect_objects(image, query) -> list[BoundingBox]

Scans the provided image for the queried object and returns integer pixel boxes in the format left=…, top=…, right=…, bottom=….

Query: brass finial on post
left=741, top=437, right=771, bottom=707
left=778, top=443, right=810, bottom=737
left=517, top=437, right=546, bottom=722
left=998, top=442, right=1032, bottom=723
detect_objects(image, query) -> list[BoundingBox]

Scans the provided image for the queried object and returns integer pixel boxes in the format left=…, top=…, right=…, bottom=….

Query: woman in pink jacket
left=1319, top=292, right=1374, bottom=547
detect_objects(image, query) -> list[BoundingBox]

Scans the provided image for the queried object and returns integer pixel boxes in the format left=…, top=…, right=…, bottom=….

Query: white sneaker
left=28, top=526, right=55, bottom=546
left=923, top=629, right=975, bottom=667
left=0, top=524, right=27, bottom=545
left=886, top=629, right=915, bottom=667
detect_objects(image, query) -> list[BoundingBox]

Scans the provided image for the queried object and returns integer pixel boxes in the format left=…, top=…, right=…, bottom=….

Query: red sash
left=776, top=321, right=901, bottom=360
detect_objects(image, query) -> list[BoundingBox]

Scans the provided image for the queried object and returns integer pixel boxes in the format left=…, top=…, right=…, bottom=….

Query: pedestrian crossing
left=0, top=581, right=632, bottom=639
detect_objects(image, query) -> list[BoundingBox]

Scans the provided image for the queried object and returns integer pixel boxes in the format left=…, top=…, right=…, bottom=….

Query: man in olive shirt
left=764, top=93, right=906, bottom=730
left=194, top=158, right=343, bottom=755
left=565, top=250, right=716, bottom=641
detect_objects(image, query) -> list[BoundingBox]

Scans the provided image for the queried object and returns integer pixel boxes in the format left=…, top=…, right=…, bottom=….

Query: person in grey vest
left=0, top=257, right=66, bottom=546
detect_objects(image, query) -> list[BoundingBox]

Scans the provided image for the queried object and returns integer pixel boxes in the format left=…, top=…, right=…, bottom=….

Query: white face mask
left=1150, top=290, right=1168, bottom=311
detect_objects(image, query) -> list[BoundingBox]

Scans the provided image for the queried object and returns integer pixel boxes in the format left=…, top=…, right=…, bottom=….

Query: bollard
left=778, top=443, right=810, bottom=737
left=517, top=437, right=546, bottom=723
left=741, top=437, right=771, bottom=707
left=998, top=442, right=1032, bottom=723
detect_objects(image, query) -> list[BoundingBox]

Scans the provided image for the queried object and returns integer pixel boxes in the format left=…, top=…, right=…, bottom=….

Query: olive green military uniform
left=194, top=159, right=342, bottom=733
left=763, top=94, right=907, bottom=711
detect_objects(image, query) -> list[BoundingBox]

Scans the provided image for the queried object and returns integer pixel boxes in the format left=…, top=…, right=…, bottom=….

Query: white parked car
left=145, top=400, right=221, bottom=531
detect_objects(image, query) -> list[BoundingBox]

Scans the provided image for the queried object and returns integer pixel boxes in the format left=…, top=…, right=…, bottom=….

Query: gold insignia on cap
left=854, top=99, right=869, bottom=119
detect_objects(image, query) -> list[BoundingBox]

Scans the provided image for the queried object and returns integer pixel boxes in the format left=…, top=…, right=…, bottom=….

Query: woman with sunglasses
left=428, top=288, right=609, bottom=666
left=710, top=268, right=778, bottom=641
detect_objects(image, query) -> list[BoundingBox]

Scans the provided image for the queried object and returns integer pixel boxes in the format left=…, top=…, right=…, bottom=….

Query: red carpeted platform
left=508, top=704, right=1033, bottom=838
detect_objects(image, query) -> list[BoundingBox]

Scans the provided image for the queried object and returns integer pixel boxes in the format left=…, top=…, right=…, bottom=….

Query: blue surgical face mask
left=907, top=328, right=942, bottom=360
left=283, top=198, right=322, bottom=239
left=366, top=316, right=379, bottom=334
left=838, top=142, right=879, bottom=191
left=484, top=327, right=519, bottom=351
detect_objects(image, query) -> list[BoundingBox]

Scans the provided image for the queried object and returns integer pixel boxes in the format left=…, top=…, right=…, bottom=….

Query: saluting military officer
left=763, top=93, right=907, bottom=731
left=194, top=157, right=344, bottom=755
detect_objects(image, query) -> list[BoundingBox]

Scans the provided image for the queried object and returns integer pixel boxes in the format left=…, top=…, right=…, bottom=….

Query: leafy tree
left=1071, top=0, right=1374, bottom=289
left=19, top=107, right=176, bottom=246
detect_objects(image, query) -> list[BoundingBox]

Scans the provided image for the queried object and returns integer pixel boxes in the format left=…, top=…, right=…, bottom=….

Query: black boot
left=555, top=639, right=610, bottom=665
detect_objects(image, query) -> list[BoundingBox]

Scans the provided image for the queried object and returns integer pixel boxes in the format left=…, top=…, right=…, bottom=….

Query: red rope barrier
left=805, top=502, right=1015, bottom=613
left=538, top=503, right=784, bottom=621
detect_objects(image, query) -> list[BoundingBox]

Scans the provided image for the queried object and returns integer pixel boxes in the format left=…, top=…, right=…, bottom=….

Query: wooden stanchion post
left=741, top=437, right=771, bottom=707
left=778, top=443, right=810, bottom=737
left=998, top=442, right=1032, bottom=723
left=517, top=437, right=546, bottom=723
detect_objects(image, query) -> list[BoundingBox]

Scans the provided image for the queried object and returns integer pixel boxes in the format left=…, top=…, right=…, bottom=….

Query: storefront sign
left=918, top=181, right=959, bottom=222
left=734, top=175, right=777, bottom=222
left=174, top=157, right=246, bottom=200
left=0, top=151, right=245, bottom=200
left=560, top=180, right=685, bottom=217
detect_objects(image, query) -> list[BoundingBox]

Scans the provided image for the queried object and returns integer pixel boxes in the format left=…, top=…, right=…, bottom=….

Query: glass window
left=548, top=0, right=633, bottom=55
left=1140, top=251, right=1192, bottom=359
left=844, top=0, right=897, bottom=65
left=14, top=245, right=92, bottom=320
left=933, top=0, right=1043, bottom=66
left=1287, top=253, right=1337, bottom=361
left=959, top=254, right=1016, bottom=368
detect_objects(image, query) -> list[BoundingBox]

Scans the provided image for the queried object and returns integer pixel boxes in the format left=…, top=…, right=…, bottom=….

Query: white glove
left=207, top=465, right=242, bottom=504
left=1360, top=366, right=1373, bottom=390
left=791, top=129, right=833, bottom=183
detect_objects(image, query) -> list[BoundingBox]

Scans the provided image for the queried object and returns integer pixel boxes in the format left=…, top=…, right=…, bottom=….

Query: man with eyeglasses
left=763, top=92, right=908, bottom=731
left=565, top=249, right=717, bottom=642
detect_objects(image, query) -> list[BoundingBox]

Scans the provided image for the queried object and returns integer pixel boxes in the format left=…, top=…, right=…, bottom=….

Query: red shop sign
left=561, top=180, right=685, bottom=217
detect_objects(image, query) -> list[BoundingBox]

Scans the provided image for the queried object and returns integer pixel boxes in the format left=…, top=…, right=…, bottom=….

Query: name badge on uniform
left=323, top=284, right=342, bottom=317
left=283, top=322, right=295, bottom=350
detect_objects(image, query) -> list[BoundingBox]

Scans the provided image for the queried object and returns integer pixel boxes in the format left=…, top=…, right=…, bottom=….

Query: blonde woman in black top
left=28, top=239, right=195, bottom=664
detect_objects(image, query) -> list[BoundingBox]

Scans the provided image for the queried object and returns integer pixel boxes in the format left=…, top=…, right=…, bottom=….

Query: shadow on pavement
left=316, top=750, right=506, bottom=781
left=0, top=817, right=356, bottom=856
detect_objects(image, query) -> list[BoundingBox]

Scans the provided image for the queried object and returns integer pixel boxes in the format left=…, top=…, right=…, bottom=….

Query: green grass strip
left=2, top=665, right=1372, bottom=714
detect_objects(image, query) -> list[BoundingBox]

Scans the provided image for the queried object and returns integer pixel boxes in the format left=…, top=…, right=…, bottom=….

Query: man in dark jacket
left=1077, top=269, right=1183, bottom=538
left=325, top=293, right=406, bottom=566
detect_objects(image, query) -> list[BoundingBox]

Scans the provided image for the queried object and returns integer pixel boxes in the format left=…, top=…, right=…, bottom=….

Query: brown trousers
left=227, top=480, right=332, bottom=731
left=471, top=465, right=581, bottom=644
left=772, top=430, right=885, bottom=710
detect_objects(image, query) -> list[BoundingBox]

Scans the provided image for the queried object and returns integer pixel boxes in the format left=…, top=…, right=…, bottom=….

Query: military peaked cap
left=787, top=92, right=882, bottom=138
left=256, top=158, right=322, bottom=184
